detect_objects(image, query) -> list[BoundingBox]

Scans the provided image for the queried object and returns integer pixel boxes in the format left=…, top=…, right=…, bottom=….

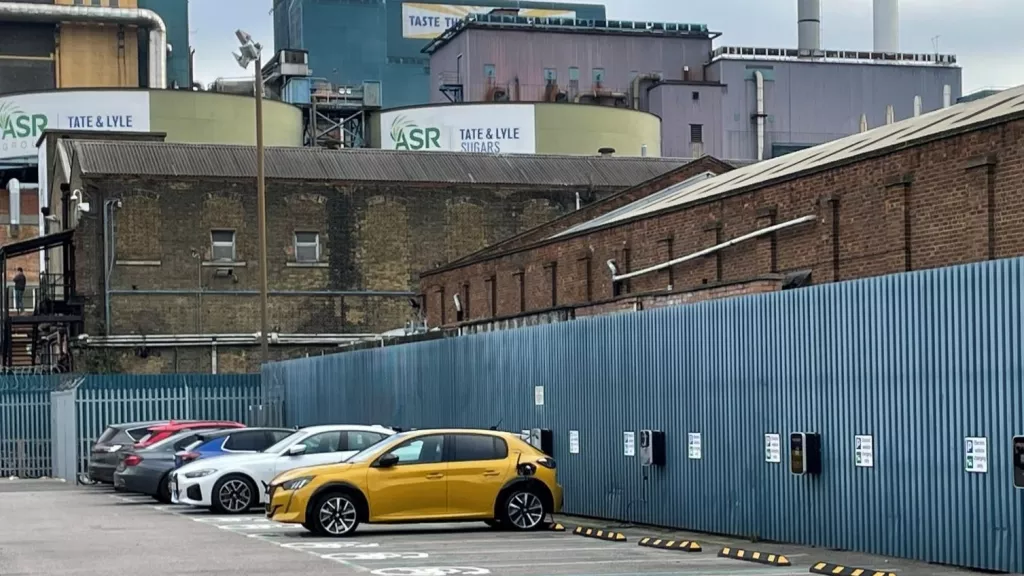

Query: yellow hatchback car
left=266, top=428, right=562, bottom=536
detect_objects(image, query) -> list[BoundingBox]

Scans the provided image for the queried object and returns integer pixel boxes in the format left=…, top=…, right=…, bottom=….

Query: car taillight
left=180, top=451, right=199, bottom=463
left=123, top=455, right=143, bottom=467
left=537, top=457, right=556, bottom=469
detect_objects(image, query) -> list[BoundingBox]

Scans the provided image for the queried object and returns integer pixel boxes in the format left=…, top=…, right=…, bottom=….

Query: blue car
left=174, top=427, right=294, bottom=468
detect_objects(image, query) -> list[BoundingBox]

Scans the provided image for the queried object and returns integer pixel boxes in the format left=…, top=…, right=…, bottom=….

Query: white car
left=169, top=424, right=395, bottom=514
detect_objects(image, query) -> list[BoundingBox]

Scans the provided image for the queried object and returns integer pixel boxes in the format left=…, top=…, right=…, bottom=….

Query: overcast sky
left=190, top=0, right=1021, bottom=93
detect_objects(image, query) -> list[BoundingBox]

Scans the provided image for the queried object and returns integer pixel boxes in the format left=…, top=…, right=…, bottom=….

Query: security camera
left=115, top=199, right=123, bottom=209
left=78, top=202, right=91, bottom=213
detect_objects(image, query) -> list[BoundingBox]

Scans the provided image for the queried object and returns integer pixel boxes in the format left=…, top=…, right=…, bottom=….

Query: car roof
left=148, top=420, right=244, bottom=432
left=296, top=424, right=396, bottom=435
left=394, top=428, right=524, bottom=439
left=142, top=428, right=223, bottom=450
left=195, top=427, right=293, bottom=441
left=109, top=420, right=175, bottom=430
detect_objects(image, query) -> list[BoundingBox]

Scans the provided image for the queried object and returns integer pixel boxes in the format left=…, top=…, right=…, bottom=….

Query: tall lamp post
left=233, top=30, right=270, bottom=365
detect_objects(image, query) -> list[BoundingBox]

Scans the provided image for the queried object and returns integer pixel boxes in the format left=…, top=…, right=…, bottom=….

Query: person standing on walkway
left=13, top=267, right=26, bottom=314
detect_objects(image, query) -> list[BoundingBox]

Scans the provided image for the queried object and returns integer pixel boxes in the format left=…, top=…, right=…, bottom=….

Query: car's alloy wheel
left=506, top=491, right=545, bottom=530
left=217, top=478, right=253, bottom=513
left=318, top=495, right=358, bottom=536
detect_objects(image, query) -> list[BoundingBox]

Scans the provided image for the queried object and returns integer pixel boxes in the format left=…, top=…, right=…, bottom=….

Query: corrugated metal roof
left=599, top=84, right=1024, bottom=223
left=551, top=170, right=718, bottom=238
left=67, top=140, right=690, bottom=187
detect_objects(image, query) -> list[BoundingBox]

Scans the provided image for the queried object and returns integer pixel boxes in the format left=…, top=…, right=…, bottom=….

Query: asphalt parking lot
left=0, top=480, right=986, bottom=576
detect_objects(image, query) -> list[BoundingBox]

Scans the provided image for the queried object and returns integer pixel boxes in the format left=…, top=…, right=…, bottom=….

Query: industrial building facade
left=0, top=0, right=190, bottom=94
left=271, top=0, right=604, bottom=108
left=425, top=15, right=962, bottom=161
left=418, top=87, right=1024, bottom=328
left=37, top=141, right=686, bottom=372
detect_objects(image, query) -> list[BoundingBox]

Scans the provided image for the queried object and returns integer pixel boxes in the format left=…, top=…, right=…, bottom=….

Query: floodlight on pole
left=231, top=28, right=270, bottom=368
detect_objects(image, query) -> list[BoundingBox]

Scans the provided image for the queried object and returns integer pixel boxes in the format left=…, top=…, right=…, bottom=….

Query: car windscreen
left=345, top=430, right=413, bottom=464
left=264, top=430, right=304, bottom=454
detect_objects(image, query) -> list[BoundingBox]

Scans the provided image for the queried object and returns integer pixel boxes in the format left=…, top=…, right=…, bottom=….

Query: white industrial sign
left=401, top=3, right=577, bottom=39
left=534, top=385, right=544, bottom=406
left=855, top=434, right=874, bottom=468
left=0, top=90, right=150, bottom=161
left=623, top=431, right=635, bottom=456
left=965, top=436, right=988, bottom=473
left=764, top=433, right=781, bottom=463
left=687, top=432, right=702, bottom=460
left=380, top=104, right=536, bottom=154
left=568, top=430, right=579, bottom=454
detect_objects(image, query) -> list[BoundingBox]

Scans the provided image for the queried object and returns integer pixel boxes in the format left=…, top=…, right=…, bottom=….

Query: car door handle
left=426, top=473, right=444, bottom=479
left=483, top=471, right=501, bottom=477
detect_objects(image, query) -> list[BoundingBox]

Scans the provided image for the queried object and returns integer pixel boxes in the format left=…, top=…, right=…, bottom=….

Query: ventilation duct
left=797, top=0, right=821, bottom=53
left=872, top=0, right=899, bottom=53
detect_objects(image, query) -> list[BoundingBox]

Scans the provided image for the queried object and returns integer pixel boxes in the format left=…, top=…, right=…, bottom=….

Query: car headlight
left=183, top=469, right=216, bottom=479
left=280, top=476, right=313, bottom=491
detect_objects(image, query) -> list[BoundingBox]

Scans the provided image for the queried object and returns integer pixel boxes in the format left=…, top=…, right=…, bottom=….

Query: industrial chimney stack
left=797, top=0, right=821, bottom=53
left=873, top=0, right=899, bottom=53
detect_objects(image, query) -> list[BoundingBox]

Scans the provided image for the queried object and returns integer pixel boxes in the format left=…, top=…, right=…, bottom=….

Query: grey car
left=88, top=420, right=174, bottom=484
left=112, top=428, right=226, bottom=502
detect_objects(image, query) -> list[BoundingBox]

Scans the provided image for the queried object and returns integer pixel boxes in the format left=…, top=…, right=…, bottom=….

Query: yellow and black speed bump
left=810, top=562, right=895, bottom=576
left=572, top=526, right=627, bottom=542
left=718, top=546, right=791, bottom=566
left=638, top=537, right=702, bottom=552
left=548, top=522, right=566, bottom=531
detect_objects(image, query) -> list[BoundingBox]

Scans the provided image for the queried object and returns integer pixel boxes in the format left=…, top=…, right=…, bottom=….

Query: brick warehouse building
left=34, top=140, right=688, bottom=373
left=419, top=86, right=1024, bottom=328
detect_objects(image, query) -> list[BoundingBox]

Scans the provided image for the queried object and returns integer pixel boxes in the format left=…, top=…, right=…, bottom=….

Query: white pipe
left=0, top=2, right=167, bottom=88
left=631, top=73, right=660, bottom=110
left=943, top=84, right=952, bottom=108
left=211, top=343, right=217, bottom=374
left=7, top=179, right=20, bottom=225
left=612, top=215, right=818, bottom=282
left=36, top=144, right=47, bottom=274
left=885, top=105, right=894, bottom=124
left=575, top=192, right=581, bottom=210
left=754, top=70, right=765, bottom=161
left=860, top=114, right=868, bottom=132
left=913, top=95, right=922, bottom=117
left=872, top=0, right=899, bottom=53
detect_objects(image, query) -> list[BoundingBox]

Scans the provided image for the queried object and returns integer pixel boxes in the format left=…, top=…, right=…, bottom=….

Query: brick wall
left=443, top=155, right=737, bottom=266
left=72, top=176, right=624, bottom=372
left=421, top=117, right=1024, bottom=327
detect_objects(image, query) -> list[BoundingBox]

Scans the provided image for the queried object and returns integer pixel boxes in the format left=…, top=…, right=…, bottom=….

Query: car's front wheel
left=309, top=491, right=361, bottom=537
left=211, top=474, right=257, bottom=514
left=500, top=488, right=547, bottom=531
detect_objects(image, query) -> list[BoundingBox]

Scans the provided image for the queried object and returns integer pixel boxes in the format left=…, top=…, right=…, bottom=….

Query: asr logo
left=0, top=102, right=47, bottom=140
left=390, top=115, right=441, bottom=150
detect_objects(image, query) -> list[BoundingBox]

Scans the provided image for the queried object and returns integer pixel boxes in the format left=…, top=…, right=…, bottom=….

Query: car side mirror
left=286, top=444, right=307, bottom=456
left=374, top=453, right=399, bottom=468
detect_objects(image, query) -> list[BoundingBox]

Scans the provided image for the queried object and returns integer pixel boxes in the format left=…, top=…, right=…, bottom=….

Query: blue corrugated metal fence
left=264, top=256, right=1024, bottom=573
left=0, top=373, right=262, bottom=478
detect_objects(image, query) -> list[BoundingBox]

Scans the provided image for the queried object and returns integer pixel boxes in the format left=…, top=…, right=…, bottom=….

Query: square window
left=692, top=91, right=700, bottom=101
left=211, top=230, right=236, bottom=262
left=294, top=231, right=320, bottom=263
left=568, top=67, right=579, bottom=81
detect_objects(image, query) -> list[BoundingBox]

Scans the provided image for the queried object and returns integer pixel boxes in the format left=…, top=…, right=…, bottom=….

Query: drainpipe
left=754, top=70, right=765, bottom=161
left=631, top=73, right=660, bottom=110
left=913, top=95, right=922, bottom=117
left=102, top=199, right=120, bottom=335
left=885, top=105, right=894, bottom=124
left=943, top=84, right=951, bottom=108
left=0, top=2, right=167, bottom=88
left=860, top=114, right=868, bottom=132
left=611, top=215, right=818, bottom=282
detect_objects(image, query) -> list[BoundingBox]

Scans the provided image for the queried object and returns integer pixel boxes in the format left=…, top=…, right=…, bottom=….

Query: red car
left=134, top=420, right=245, bottom=448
